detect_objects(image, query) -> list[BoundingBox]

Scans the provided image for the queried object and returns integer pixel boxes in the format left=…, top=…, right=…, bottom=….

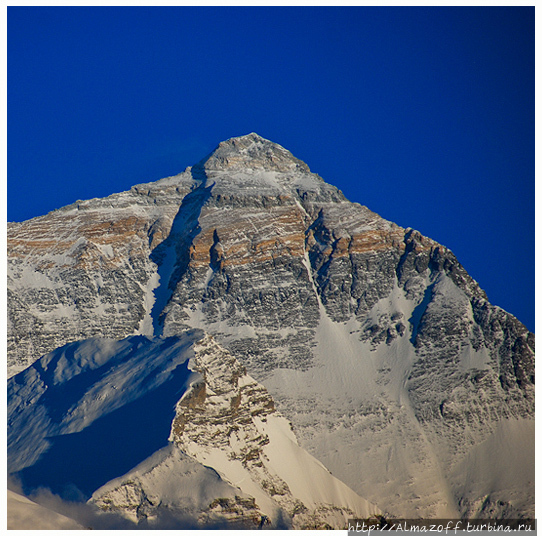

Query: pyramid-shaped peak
left=198, top=132, right=311, bottom=173
left=224, top=132, right=268, bottom=145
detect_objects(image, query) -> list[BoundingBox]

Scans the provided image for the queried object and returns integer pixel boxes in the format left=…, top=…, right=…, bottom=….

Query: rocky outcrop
left=167, top=334, right=378, bottom=529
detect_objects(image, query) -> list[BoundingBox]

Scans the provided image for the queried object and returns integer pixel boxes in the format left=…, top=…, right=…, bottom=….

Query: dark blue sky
left=8, top=7, right=534, bottom=332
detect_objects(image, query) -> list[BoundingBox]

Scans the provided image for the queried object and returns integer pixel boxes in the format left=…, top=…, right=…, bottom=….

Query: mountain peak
left=197, top=132, right=310, bottom=173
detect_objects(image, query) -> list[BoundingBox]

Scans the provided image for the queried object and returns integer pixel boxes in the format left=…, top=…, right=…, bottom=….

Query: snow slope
left=7, top=489, right=86, bottom=530
left=8, top=333, right=200, bottom=488
left=91, top=443, right=245, bottom=525
left=263, top=273, right=534, bottom=518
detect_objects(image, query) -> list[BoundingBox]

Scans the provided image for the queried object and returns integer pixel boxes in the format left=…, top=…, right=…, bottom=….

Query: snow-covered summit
left=182, top=132, right=345, bottom=201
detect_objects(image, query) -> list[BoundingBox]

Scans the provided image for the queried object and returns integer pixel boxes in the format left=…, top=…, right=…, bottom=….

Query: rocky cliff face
left=7, top=133, right=534, bottom=519
left=7, top=174, right=189, bottom=374
left=167, top=333, right=378, bottom=529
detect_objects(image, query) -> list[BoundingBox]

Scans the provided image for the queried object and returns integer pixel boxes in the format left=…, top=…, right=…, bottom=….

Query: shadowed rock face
left=7, top=133, right=534, bottom=518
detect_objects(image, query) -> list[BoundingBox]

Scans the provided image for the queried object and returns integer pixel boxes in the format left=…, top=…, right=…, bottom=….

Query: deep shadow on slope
left=28, top=337, right=163, bottom=424
left=15, top=358, right=192, bottom=500
left=150, top=164, right=213, bottom=336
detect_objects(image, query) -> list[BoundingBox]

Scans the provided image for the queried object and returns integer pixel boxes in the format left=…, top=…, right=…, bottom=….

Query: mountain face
left=7, top=133, right=534, bottom=523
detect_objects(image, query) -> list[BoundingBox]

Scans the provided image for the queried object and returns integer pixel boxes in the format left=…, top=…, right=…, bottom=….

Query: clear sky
left=7, top=6, right=534, bottom=332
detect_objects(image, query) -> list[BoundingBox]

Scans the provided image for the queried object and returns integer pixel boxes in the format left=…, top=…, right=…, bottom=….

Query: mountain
left=7, top=133, right=534, bottom=523
left=8, top=331, right=378, bottom=528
